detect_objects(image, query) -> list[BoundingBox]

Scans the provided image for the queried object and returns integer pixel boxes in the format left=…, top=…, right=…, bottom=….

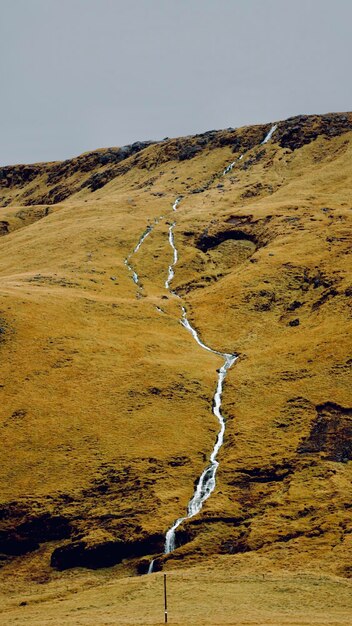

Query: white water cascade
left=223, top=153, right=243, bottom=176
left=163, top=205, right=237, bottom=556
left=172, top=197, right=182, bottom=211
left=124, top=225, right=152, bottom=286
left=165, top=197, right=182, bottom=290
left=262, top=123, right=278, bottom=144
left=221, top=124, right=277, bottom=180
left=124, top=198, right=237, bottom=573
left=165, top=222, right=177, bottom=290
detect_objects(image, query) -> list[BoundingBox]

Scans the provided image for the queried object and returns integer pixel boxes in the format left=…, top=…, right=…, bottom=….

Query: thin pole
left=164, top=573, right=168, bottom=623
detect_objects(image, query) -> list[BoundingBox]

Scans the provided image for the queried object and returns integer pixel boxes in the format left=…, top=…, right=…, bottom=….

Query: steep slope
left=0, top=113, right=351, bottom=618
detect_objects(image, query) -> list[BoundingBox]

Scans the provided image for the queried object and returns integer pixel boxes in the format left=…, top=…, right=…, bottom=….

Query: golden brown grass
left=1, top=561, right=351, bottom=625
left=0, top=116, right=351, bottom=624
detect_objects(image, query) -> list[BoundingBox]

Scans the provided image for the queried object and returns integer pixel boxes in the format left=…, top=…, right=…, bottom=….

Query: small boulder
left=288, top=318, right=300, bottom=327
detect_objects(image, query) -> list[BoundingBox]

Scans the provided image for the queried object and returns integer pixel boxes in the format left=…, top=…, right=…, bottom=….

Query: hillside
left=0, top=112, right=351, bottom=625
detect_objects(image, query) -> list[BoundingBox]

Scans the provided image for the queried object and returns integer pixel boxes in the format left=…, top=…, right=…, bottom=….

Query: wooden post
left=164, top=573, right=168, bottom=623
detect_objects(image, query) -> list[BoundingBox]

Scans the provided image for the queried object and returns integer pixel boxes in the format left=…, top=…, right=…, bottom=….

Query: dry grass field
left=0, top=113, right=351, bottom=624
left=1, top=563, right=352, bottom=625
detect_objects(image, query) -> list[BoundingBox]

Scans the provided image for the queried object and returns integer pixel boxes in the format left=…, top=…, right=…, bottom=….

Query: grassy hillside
left=0, top=113, right=351, bottom=624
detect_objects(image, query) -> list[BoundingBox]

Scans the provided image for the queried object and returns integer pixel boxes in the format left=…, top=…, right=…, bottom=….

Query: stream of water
left=124, top=194, right=238, bottom=572
left=223, top=153, right=243, bottom=176
left=124, top=218, right=162, bottom=287
left=126, top=127, right=278, bottom=568
left=162, top=213, right=237, bottom=556
left=262, top=123, right=278, bottom=144
left=222, top=122, right=277, bottom=178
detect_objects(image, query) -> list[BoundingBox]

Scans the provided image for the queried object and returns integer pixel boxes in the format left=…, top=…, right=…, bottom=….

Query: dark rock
left=229, top=463, right=292, bottom=485
left=0, top=532, right=39, bottom=556
left=149, top=387, right=161, bottom=395
left=288, top=318, right=300, bottom=326
left=312, top=288, right=338, bottom=310
left=196, top=229, right=258, bottom=253
left=51, top=532, right=164, bottom=570
left=0, top=510, right=72, bottom=557
left=0, top=165, right=43, bottom=189
left=276, top=112, right=352, bottom=151
left=168, top=456, right=190, bottom=467
left=81, top=170, right=116, bottom=192
left=298, top=402, right=352, bottom=462
left=137, top=556, right=163, bottom=575
left=241, top=183, right=264, bottom=198
left=240, top=149, right=266, bottom=170
left=226, top=215, right=254, bottom=227
left=25, top=185, right=72, bottom=206
left=287, top=300, right=303, bottom=311
left=221, top=531, right=250, bottom=555
left=245, top=289, right=276, bottom=312
left=1, top=140, right=155, bottom=203
left=0, top=221, right=9, bottom=236
left=177, top=145, right=203, bottom=161
left=191, top=187, right=206, bottom=194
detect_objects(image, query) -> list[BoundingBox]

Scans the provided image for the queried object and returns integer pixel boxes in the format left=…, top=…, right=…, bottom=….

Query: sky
left=1, top=0, right=351, bottom=165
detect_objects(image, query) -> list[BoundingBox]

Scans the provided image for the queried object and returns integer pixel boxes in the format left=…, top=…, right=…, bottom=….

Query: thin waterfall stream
left=124, top=216, right=163, bottom=288
left=124, top=126, right=279, bottom=571
left=124, top=197, right=237, bottom=572
left=162, top=203, right=237, bottom=558
left=262, top=123, right=278, bottom=144
left=124, top=226, right=152, bottom=286
left=222, top=122, right=277, bottom=176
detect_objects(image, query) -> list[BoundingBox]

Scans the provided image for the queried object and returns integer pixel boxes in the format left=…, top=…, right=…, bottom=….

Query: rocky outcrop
left=196, top=228, right=258, bottom=253
left=51, top=530, right=164, bottom=570
left=275, top=112, right=352, bottom=151
left=195, top=215, right=273, bottom=253
left=298, top=402, right=352, bottom=462
left=0, top=164, right=45, bottom=189
left=1, top=113, right=352, bottom=207
left=0, top=140, right=154, bottom=205
left=0, top=221, right=9, bottom=236
left=0, top=504, right=72, bottom=557
left=0, top=457, right=175, bottom=569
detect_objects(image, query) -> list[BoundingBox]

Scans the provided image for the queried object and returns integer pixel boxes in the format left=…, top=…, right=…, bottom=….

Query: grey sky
left=1, top=0, right=351, bottom=165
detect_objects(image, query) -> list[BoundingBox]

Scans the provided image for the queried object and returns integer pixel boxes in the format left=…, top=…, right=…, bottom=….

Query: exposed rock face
left=51, top=531, right=164, bottom=570
left=2, top=112, right=351, bottom=208
left=0, top=164, right=43, bottom=188
left=0, top=457, right=183, bottom=569
left=0, top=221, right=9, bottom=235
left=298, top=402, right=352, bottom=462
left=0, top=505, right=71, bottom=557
left=0, top=140, right=155, bottom=206
left=196, top=228, right=258, bottom=252
left=194, top=214, right=274, bottom=255
left=275, top=112, right=352, bottom=151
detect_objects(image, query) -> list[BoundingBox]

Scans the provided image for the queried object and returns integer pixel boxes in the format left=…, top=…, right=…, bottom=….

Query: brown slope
left=0, top=113, right=351, bottom=603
